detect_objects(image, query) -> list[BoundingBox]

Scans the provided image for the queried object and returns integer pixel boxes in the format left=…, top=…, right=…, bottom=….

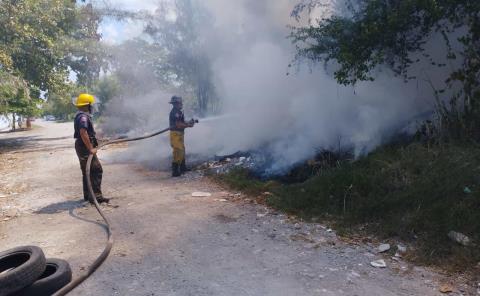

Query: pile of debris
left=196, top=151, right=257, bottom=175
left=196, top=148, right=354, bottom=183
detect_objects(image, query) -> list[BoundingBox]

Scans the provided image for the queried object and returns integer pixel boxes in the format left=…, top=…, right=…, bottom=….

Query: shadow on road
left=35, top=200, right=85, bottom=214
left=0, top=129, right=30, bottom=134
left=0, top=134, right=72, bottom=153
left=35, top=200, right=108, bottom=231
left=69, top=206, right=108, bottom=231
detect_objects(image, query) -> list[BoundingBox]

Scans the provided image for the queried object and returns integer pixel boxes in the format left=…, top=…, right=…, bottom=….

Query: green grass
left=218, top=142, right=480, bottom=269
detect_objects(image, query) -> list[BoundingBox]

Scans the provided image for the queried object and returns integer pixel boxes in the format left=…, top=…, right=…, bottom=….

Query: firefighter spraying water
left=169, top=96, right=198, bottom=177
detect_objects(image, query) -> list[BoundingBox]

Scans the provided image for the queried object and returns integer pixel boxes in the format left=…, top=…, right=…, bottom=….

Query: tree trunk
left=27, top=117, right=31, bottom=129
left=12, top=113, right=16, bottom=131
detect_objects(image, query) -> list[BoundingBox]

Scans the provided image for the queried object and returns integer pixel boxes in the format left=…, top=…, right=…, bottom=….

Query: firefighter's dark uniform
left=169, top=106, right=186, bottom=174
left=74, top=112, right=103, bottom=202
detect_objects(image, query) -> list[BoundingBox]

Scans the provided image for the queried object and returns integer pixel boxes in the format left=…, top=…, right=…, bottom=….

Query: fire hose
left=53, top=127, right=171, bottom=296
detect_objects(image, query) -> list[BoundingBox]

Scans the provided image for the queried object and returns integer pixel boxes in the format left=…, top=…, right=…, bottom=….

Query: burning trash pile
left=196, top=151, right=258, bottom=175
left=196, top=149, right=354, bottom=182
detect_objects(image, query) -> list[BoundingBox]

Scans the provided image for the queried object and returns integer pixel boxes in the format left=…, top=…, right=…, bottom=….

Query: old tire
left=0, top=246, right=46, bottom=296
left=14, top=258, right=72, bottom=296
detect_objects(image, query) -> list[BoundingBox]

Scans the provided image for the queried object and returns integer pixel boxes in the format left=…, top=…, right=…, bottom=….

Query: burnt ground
left=0, top=121, right=472, bottom=295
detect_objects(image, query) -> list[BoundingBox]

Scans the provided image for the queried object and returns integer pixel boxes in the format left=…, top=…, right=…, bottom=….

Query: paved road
left=0, top=121, right=458, bottom=295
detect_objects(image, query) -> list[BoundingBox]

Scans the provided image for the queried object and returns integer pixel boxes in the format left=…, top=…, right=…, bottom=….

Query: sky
left=98, top=0, right=157, bottom=44
left=107, top=0, right=157, bottom=11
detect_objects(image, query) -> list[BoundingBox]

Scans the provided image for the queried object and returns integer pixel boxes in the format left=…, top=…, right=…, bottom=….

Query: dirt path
left=0, top=121, right=467, bottom=295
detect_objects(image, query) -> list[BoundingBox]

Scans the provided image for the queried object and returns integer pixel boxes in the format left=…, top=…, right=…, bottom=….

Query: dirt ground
left=0, top=121, right=474, bottom=295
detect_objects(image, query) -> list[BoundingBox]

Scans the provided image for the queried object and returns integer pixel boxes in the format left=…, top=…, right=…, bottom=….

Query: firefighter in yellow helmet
left=73, top=94, right=109, bottom=204
left=169, top=96, right=196, bottom=177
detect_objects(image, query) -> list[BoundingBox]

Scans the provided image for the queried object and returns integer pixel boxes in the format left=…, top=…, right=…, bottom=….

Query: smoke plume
left=102, top=0, right=448, bottom=174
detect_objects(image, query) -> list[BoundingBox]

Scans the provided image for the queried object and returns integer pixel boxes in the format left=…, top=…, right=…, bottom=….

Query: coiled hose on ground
left=53, top=127, right=171, bottom=296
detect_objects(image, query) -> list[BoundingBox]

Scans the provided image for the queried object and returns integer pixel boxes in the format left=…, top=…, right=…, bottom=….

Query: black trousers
left=75, top=139, right=103, bottom=201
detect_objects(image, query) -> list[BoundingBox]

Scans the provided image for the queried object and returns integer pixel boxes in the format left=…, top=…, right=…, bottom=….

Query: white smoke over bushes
left=102, top=0, right=443, bottom=174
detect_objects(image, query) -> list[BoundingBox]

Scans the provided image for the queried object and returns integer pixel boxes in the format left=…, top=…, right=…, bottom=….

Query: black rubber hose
left=53, top=127, right=170, bottom=296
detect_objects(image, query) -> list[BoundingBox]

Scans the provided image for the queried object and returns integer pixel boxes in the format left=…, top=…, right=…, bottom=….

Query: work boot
left=172, top=163, right=181, bottom=177
left=180, top=160, right=190, bottom=174
left=96, top=196, right=110, bottom=204
left=88, top=196, right=110, bottom=204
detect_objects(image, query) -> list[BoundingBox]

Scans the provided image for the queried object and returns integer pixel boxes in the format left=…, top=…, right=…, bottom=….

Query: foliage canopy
left=0, top=0, right=103, bottom=118
left=291, top=0, right=480, bottom=140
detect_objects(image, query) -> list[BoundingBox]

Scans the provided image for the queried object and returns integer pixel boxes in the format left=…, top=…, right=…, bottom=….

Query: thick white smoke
left=103, top=0, right=446, bottom=173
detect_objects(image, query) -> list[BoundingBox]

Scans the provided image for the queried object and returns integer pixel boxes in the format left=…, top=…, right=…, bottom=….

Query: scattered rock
left=439, top=283, right=454, bottom=294
left=294, top=223, right=301, bottom=230
left=349, top=271, right=361, bottom=278
left=214, top=214, right=237, bottom=223
left=290, top=234, right=315, bottom=243
left=464, top=186, right=472, bottom=194
left=192, top=192, right=212, bottom=197
left=378, top=244, right=391, bottom=253
left=370, top=259, right=387, bottom=268
left=448, top=231, right=471, bottom=246
left=253, top=248, right=264, bottom=255
left=397, top=244, right=407, bottom=253
left=305, top=242, right=322, bottom=249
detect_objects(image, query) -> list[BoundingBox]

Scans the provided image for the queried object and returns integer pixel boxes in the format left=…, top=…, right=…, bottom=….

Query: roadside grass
left=217, top=142, right=480, bottom=270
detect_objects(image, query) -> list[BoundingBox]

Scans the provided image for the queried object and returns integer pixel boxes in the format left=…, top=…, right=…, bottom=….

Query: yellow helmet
left=74, top=93, right=95, bottom=107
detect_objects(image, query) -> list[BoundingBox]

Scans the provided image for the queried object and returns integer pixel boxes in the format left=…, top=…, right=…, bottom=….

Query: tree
left=93, top=75, right=120, bottom=115
left=42, top=84, right=78, bottom=121
left=0, top=70, right=32, bottom=130
left=0, top=0, right=104, bottom=126
left=144, top=0, right=219, bottom=116
left=290, top=0, right=480, bottom=140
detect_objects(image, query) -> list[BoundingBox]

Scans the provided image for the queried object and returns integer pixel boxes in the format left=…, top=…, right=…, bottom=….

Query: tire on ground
left=0, top=246, right=46, bottom=296
left=14, top=258, right=72, bottom=296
